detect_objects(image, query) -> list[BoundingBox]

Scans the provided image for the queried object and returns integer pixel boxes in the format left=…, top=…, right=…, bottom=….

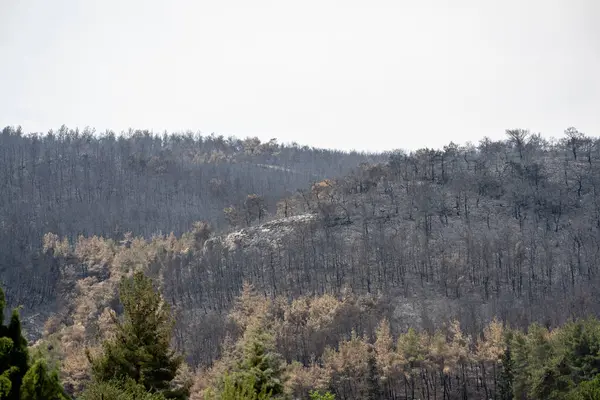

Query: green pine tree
left=231, top=319, right=285, bottom=398
left=5, top=309, right=29, bottom=400
left=0, top=337, right=17, bottom=398
left=567, top=375, right=600, bottom=400
left=498, top=343, right=514, bottom=400
left=0, top=286, right=31, bottom=400
left=510, top=330, right=530, bottom=398
left=561, top=318, right=600, bottom=383
left=87, top=271, right=186, bottom=399
left=20, top=358, right=70, bottom=400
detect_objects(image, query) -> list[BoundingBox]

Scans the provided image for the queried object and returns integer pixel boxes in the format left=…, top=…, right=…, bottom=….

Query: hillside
left=0, top=125, right=384, bottom=312
left=4, top=126, right=600, bottom=399
left=29, top=134, right=594, bottom=321
left=162, top=127, right=600, bottom=337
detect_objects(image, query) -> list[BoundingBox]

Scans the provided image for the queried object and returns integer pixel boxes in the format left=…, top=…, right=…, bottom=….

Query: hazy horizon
left=2, top=0, right=599, bottom=152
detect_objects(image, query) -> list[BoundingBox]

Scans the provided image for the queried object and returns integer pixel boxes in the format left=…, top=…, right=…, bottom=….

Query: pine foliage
left=20, top=359, right=70, bottom=400
left=230, top=319, right=285, bottom=398
left=0, top=287, right=29, bottom=400
left=498, top=343, right=514, bottom=400
left=80, top=379, right=167, bottom=400
left=0, top=286, right=68, bottom=400
left=87, top=271, right=186, bottom=399
left=203, top=374, right=271, bottom=400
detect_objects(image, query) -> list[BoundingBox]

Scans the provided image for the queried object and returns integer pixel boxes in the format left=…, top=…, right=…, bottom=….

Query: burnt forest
left=2, top=125, right=600, bottom=399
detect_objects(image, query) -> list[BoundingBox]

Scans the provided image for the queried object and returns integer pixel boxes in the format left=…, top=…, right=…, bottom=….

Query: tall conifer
left=87, top=271, right=186, bottom=399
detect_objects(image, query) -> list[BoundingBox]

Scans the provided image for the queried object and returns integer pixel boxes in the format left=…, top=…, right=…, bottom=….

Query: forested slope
left=30, top=127, right=600, bottom=379
left=154, top=126, right=600, bottom=340
left=0, top=125, right=383, bottom=311
left=4, top=125, right=600, bottom=398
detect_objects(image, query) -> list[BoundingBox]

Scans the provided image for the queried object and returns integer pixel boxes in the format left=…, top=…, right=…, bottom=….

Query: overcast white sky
left=1, top=0, right=598, bottom=152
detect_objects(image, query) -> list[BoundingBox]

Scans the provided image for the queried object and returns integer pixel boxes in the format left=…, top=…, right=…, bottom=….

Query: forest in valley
left=3, top=125, right=600, bottom=399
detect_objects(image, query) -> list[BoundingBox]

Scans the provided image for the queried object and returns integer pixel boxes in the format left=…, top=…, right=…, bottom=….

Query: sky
left=1, top=0, right=599, bottom=152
